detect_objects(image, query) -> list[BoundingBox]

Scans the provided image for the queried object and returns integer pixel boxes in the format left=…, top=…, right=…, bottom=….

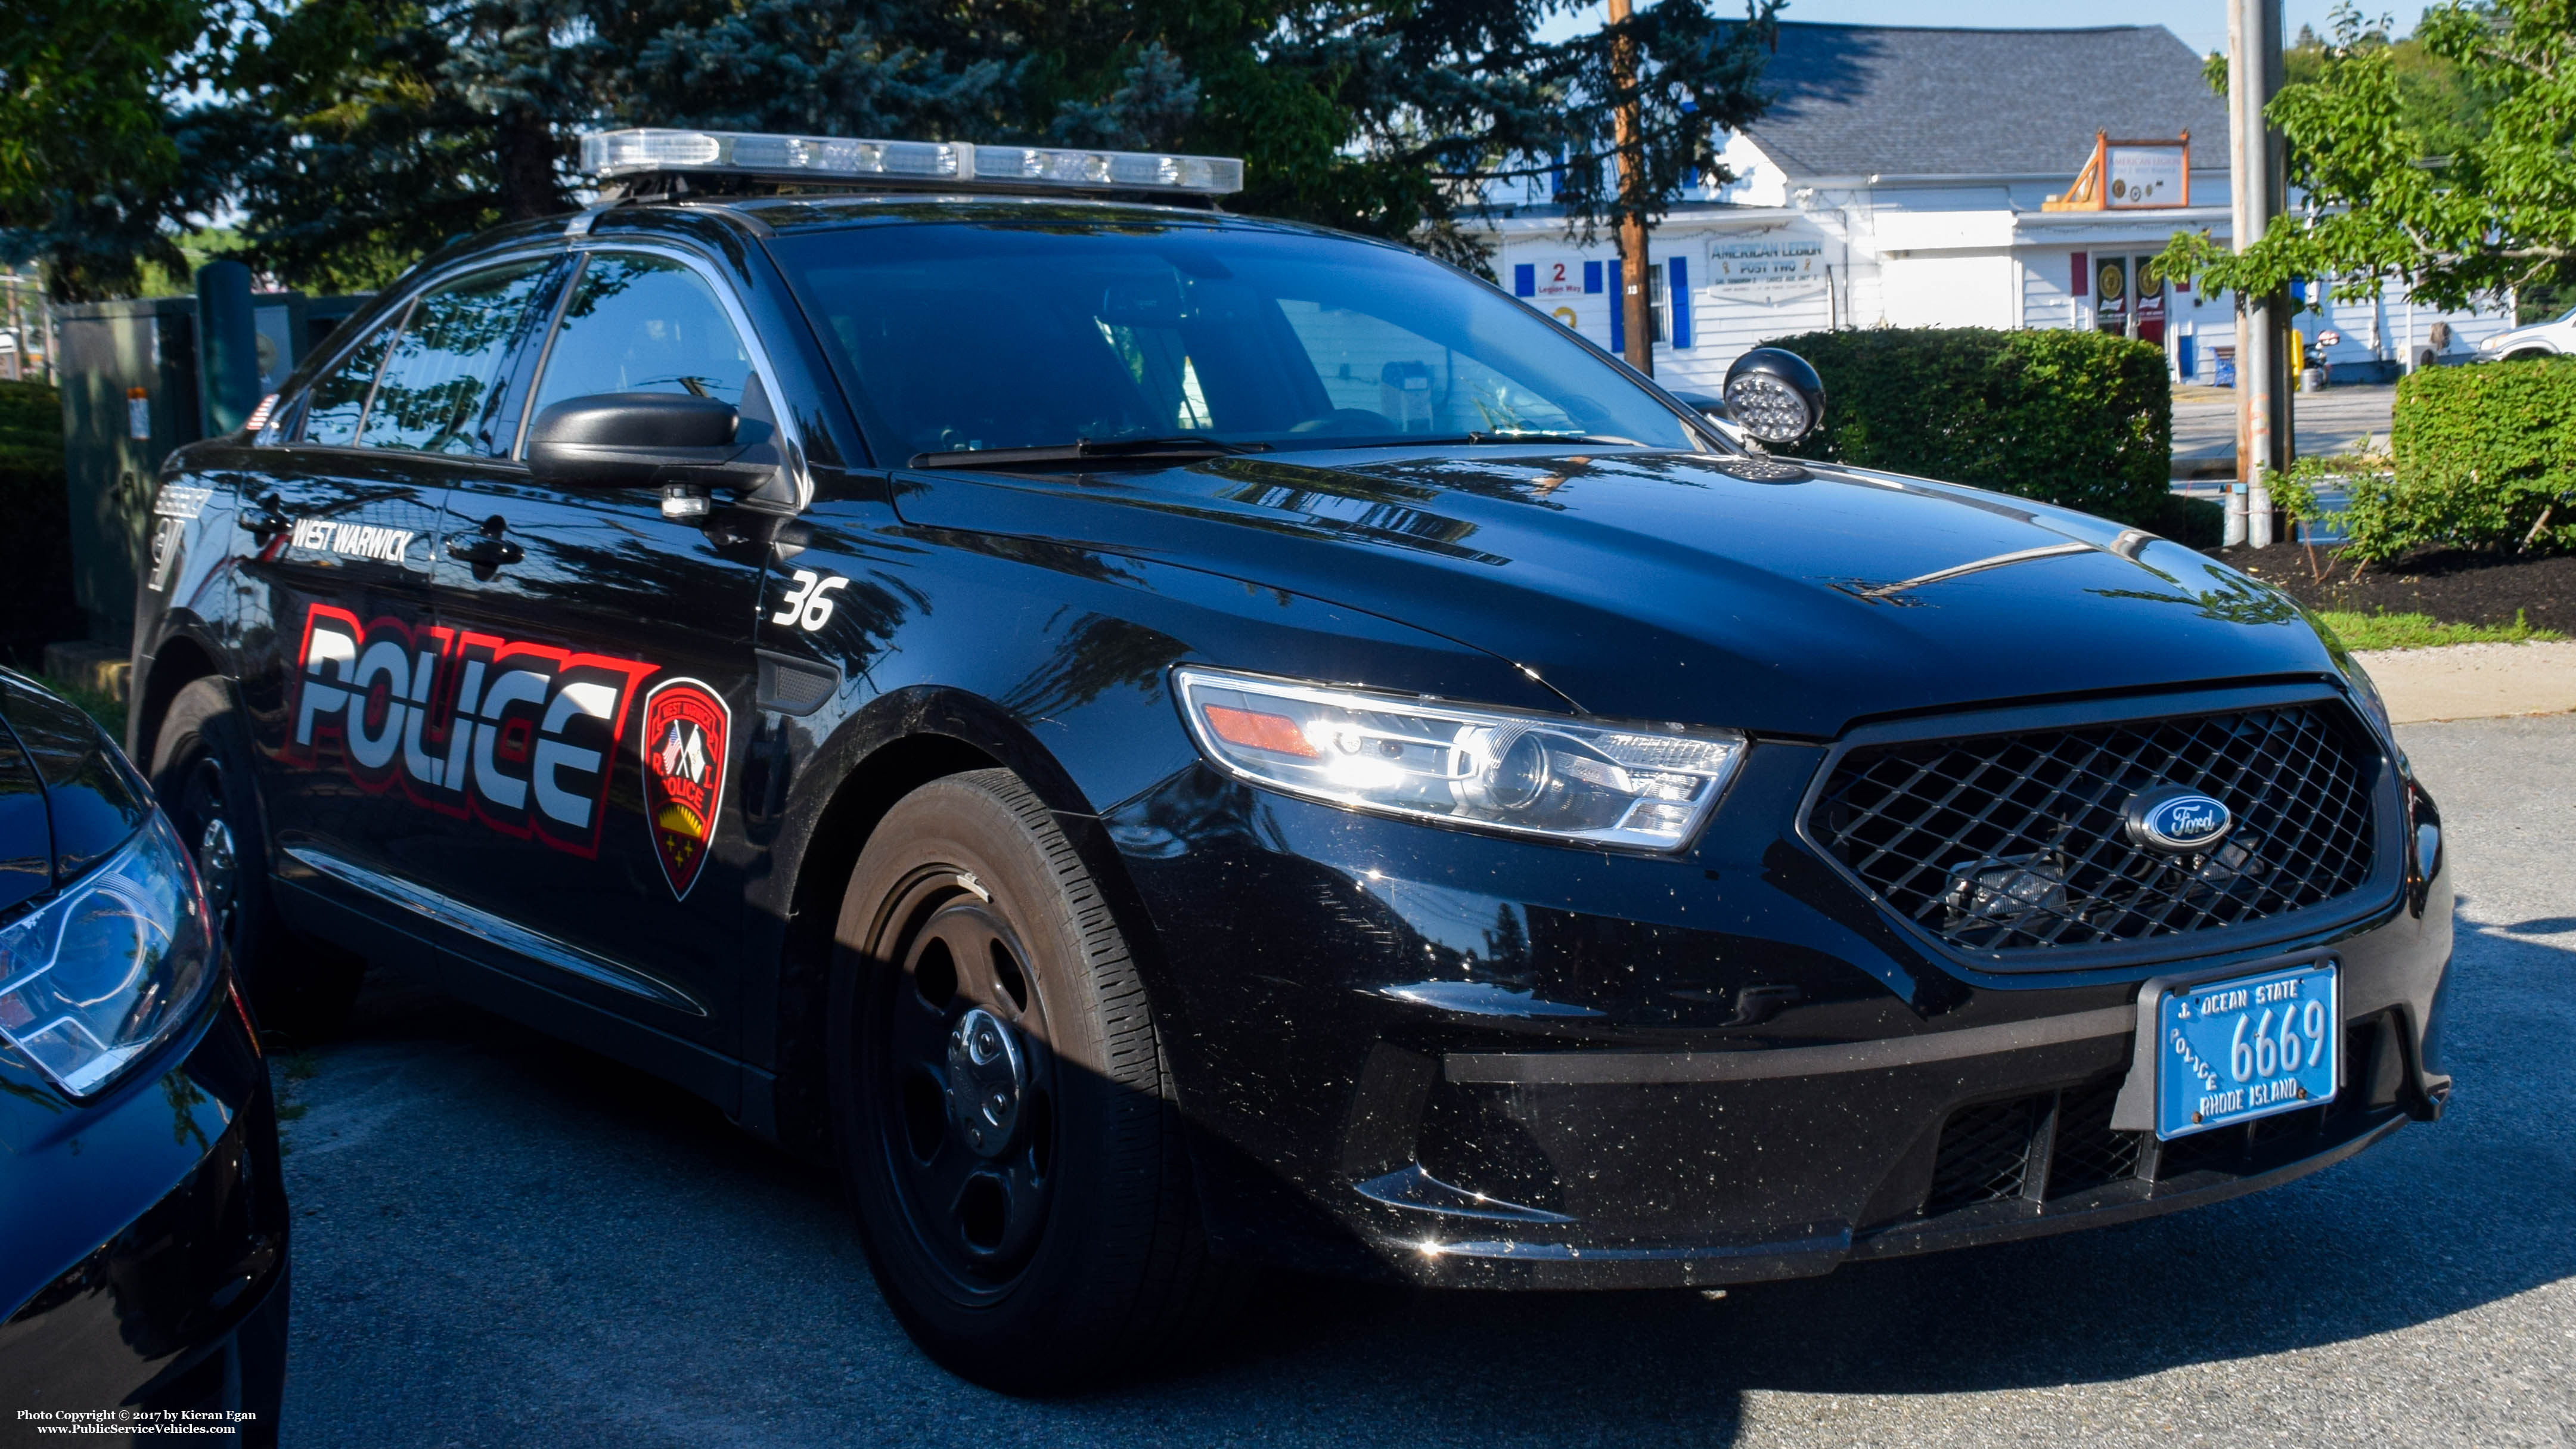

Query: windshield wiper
left=1467, top=431, right=1643, bottom=446
left=910, top=436, right=1269, bottom=469
left=1322, top=432, right=1643, bottom=450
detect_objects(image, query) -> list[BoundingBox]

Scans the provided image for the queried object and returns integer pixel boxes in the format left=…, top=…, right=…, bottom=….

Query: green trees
left=2156, top=0, right=2576, bottom=313
left=0, top=0, right=229, bottom=300
left=1, top=0, right=1777, bottom=298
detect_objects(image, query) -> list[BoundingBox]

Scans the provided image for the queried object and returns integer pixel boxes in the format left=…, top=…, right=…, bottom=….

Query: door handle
left=243, top=494, right=290, bottom=538
left=445, top=519, right=523, bottom=569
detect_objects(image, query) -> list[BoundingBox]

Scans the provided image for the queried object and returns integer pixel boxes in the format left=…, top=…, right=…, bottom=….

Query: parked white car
left=2477, top=306, right=2576, bottom=359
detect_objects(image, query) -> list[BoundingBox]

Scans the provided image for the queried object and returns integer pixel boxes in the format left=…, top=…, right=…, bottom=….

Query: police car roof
left=579, top=128, right=1242, bottom=206
left=682, top=192, right=1267, bottom=235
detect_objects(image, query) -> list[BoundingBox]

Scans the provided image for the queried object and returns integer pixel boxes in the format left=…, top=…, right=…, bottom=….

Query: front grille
left=1923, top=1097, right=2041, bottom=1214
left=1811, top=704, right=2378, bottom=955
left=1924, top=1078, right=2145, bottom=1215
left=2044, top=1076, right=2142, bottom=1196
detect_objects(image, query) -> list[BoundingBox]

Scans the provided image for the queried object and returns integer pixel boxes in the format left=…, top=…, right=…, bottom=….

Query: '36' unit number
left=771, top=569, right=848, bottom=632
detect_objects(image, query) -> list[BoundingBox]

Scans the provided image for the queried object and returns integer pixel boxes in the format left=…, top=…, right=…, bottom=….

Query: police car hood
left=898, top=447, right=2346, bottom=737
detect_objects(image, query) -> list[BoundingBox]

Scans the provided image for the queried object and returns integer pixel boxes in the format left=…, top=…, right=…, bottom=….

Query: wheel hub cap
left=944, top=1006, right=1026, bottom=1158
left=197, top=816, right=238, bottom=911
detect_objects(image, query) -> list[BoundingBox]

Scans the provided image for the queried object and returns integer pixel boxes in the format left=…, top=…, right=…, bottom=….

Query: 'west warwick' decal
left=290, top=603, right=656, bottom=858
left=290, top=517, right=418, bottom=563
left=640, top=678, right=730, bottom=899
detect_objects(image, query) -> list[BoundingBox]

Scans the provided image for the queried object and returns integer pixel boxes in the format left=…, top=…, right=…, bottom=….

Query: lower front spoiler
left=1380, top=1106, right=2410, bottom=1291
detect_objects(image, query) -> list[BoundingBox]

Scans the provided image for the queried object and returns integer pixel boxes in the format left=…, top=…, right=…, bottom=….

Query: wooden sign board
left=2044, top=133, right=2191, bottom=212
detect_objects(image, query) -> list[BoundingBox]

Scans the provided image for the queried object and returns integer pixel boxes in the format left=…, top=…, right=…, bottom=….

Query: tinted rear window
left=359, top=260, right=557, bottom=455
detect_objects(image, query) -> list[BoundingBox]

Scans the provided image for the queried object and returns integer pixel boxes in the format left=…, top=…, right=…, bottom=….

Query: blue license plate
left=2155, top=960, right=2339, bottom=1140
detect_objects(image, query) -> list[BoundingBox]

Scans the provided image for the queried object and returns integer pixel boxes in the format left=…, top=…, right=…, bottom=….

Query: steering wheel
left=1289, top=408, right=1399, bottom=436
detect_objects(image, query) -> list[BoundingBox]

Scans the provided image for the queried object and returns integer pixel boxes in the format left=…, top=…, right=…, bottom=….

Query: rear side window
left=300, top=322, right=396, bottom=446
left=360, top=260, right=555, bottom=454
left=528, top=253, right=754, bottom=426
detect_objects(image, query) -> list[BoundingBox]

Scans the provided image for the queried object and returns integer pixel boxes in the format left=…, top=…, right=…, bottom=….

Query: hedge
left=1763, top=327, right=2174, bottom=528
left=2356, top=358, right=2576, bottom=561
left=0, top=380, right=82, bottom=668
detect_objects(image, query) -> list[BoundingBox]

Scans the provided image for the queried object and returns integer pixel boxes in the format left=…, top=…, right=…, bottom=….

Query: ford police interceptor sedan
left=128, top=128, right=2452, bottom=1393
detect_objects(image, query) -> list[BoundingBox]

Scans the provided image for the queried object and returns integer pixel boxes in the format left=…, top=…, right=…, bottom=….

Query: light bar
left=579, top=128, right=1243, bottom=196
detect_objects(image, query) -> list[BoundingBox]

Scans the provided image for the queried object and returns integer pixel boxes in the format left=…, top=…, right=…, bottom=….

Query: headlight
left=0, top=813, right=218, bottom=1097
left=1174, top=668, right=1748, bottom=851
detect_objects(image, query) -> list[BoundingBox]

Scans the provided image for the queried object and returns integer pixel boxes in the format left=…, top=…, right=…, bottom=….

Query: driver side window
left=525, top=253, right=754, bottom=440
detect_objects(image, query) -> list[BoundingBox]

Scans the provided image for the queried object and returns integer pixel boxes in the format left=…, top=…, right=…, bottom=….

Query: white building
left=1475, top=21, right=2509, bottom=395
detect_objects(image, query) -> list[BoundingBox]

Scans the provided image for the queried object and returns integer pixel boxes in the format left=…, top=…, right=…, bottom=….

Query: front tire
left=828, top=769, right=1234, bottom=1394
left=151, top=678, right=365, bottom=1041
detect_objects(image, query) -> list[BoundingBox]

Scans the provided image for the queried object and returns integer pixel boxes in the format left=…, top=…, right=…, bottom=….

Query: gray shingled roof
left=1739, top=23, right=2230, bottom=179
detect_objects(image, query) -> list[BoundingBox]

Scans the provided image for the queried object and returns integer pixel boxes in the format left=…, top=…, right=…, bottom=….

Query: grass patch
left=275, top=1102, right=310, bottom=1122
left=2316, top=608, right=2565, bottom=651
left=283, top=1050, right=322, bottom=1082
left=38, top=674, right=123, bottom=734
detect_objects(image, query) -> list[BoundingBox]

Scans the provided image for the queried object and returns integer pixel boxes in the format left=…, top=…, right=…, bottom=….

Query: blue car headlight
left=0, top=812, right=218, bottom=1097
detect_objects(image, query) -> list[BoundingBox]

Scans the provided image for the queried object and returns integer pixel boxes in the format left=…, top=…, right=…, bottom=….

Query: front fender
left=733, top=498, right=1562, bottom=1148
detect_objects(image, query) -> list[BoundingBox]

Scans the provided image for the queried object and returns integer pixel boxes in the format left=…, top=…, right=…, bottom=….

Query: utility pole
left=2229, top=0, right=2290, bottom=547
left=1609, top=0, right=1655, bottom=376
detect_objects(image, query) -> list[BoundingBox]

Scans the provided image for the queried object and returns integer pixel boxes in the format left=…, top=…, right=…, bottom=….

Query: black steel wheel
left=828, top=769, right=1238, bottom=1394
left=151, top=677, right=364, bottom=1041
left=874, top=878, right=1059, bottom=1287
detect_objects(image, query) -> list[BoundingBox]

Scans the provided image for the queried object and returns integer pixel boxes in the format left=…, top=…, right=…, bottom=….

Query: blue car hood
left=891, top=446, right=2345, bottom=737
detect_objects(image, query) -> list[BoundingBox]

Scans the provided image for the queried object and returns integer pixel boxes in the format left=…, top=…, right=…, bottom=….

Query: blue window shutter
left=1513, top=263, right=1536, bottom=297
left=1669, top=256, right=1691, bottom=348
left=1583, top=260, right=1603, bottom=294
left=1610, top=265, right=1625, bottom=353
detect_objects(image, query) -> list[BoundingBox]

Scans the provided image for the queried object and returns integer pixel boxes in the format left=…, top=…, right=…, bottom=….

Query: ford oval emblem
left=2124, top=786, right=2234, bottom=852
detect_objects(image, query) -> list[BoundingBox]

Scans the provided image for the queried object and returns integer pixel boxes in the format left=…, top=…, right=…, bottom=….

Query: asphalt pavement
left=2171, top=382, right=2397, bottom=477
left=273, top=713, right=2576, bottom=1448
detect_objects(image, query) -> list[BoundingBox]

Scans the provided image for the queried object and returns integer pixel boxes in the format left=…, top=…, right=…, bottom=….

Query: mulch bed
left=2215, top=543, right=2576, bottom=634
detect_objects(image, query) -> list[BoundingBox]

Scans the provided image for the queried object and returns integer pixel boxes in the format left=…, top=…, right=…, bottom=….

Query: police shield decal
left=641, top=678, right=730, bottom=900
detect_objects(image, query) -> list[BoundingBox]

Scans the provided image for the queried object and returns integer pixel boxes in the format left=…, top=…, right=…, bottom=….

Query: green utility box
left=53, top=291, right=370, bottom=646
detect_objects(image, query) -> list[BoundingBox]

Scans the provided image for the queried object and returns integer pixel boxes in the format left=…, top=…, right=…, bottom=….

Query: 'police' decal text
left=290, top=603, right=656, bottom=857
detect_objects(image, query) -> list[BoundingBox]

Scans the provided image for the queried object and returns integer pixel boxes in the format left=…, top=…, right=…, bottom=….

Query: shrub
left=2369, top=357, right=2576, bottom=561
left=1763, top=327, right=2173, bottom=526
left=0, top=380, right=81, bottom=668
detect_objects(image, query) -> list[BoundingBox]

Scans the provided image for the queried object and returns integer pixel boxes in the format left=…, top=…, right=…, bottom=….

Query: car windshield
left=767, top=218, right=1705, bottom=461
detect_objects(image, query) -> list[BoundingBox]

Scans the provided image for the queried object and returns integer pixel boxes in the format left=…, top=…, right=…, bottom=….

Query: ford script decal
left=2125, top=787, right=2234, bottom=853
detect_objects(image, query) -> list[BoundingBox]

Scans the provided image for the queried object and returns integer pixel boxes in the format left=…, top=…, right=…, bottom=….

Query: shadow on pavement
left=277, top=896, right=2574, bottom=1448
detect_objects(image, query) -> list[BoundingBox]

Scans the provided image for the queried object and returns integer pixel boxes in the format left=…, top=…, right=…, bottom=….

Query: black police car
left=129, top=127, right=2451, bottom=1393
left=0, top=671, right=287, bottom=1438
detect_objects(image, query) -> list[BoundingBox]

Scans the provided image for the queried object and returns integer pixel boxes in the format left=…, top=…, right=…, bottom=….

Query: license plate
left=2155, top=960, right=2339, bottom=1140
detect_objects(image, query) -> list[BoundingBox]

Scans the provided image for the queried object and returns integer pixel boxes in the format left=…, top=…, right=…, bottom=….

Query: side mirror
left=1721, top=348, right=1826, bottom=447
left=1669, top=391, right=1728, bottom=424
left=526, top=392, right=778, bottom=517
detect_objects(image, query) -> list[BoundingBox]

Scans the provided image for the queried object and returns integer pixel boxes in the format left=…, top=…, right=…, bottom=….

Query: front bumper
left=0, top=981, right=290, bottom=1441
left=1102, top=722, right=2453, bottom=1291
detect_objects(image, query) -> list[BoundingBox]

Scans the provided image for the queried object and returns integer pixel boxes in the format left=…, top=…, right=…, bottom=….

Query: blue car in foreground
left=0, top=670, right=287, bottom=1444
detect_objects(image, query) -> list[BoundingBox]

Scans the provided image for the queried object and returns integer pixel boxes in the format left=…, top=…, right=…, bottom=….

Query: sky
left=1535, top=2, right=2417, bottom=55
